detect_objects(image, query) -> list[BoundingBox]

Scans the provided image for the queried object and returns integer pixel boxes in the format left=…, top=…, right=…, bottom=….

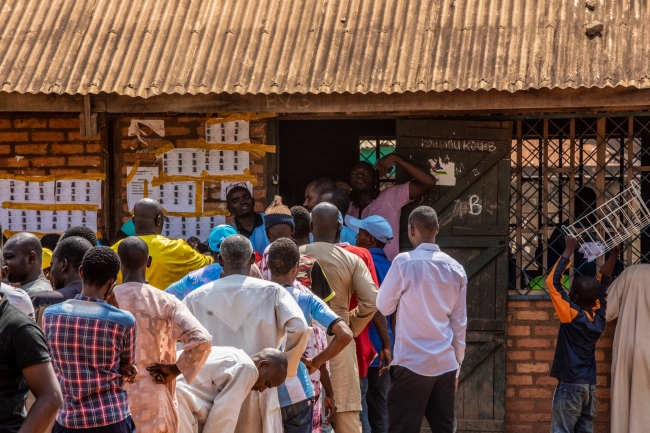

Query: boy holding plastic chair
left=546, top=235, right=621, bottom=433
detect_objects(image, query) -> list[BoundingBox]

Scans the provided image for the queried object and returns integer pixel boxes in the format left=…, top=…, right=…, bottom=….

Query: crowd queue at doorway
left=2, top=153, right=643, bottom=433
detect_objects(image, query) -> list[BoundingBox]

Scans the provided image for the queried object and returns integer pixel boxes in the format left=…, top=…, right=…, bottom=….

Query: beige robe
left=113, top=282, right=212, bottom=433
left=300, top=243, right=378, bottom=413
left=606, top=264, right=650, bottom=433
left=183, top=275, right=309, bottom=433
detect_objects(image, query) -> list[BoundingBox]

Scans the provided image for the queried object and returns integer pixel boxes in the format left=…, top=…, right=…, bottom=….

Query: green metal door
left=396, top=120, right=512, bottom=433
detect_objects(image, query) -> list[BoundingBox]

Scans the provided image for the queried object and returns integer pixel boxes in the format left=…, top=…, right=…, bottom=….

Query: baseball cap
left=208, top=225, right=238, bottom=252
left=347, top=215, right=393, bottom=244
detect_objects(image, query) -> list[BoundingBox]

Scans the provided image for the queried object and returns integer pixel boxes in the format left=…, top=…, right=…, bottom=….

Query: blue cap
left=208, top=225, right=238, bottom=252
left=348, top=215, right=393, bottom=244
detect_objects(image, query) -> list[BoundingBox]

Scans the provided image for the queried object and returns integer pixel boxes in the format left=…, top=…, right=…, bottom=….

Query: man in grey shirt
left=4, top=233, right=52, bottom=299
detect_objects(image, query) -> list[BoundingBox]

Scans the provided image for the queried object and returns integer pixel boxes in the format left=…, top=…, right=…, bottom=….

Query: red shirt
left=337, top=243, right=379, bottom=378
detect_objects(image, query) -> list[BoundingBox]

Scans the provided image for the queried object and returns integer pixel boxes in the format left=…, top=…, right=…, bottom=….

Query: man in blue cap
left=165, top=225, right=262, bottom=300
left=349, top=215, right=395, bottom=433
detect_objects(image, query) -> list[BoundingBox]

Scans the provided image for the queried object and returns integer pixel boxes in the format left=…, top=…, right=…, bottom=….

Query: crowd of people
left=5, top=154, right=644, bottom=433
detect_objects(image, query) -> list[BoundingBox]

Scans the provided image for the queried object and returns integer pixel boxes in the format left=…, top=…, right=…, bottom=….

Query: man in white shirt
left=377, top=206, right=467, bottom=433
left=183, top=234, right=309, bottom=433
left=172, top=346, right=288, bottom=433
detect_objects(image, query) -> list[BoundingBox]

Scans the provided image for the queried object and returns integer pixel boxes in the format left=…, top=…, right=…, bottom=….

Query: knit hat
left=264, top=196, right=295, bottom=230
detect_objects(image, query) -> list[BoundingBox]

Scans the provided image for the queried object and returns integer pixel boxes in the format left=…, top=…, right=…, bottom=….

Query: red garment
left=339, top=244, right=379, bottom=379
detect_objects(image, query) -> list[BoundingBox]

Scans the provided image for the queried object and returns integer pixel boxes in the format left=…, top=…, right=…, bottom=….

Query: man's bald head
left=311, top=202, right=341, bottom=244
left=117, top=236, right=150, bottom=271
left=251, top=348, right=289, bottom=392
left=5, top=232, right=42, bottom=256
left=4, top=232, right=43, bottom=284
left=132, top=198, right=164, bottom=235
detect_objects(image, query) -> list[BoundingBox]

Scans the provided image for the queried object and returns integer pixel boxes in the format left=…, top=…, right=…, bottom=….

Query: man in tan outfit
left=301, top=202, right=378, bottom=433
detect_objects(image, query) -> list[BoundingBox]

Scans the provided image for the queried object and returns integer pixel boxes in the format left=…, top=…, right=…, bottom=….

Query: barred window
left=509, top=116, right=650, bottom=297
left=359, top=137, right=396, bottom=191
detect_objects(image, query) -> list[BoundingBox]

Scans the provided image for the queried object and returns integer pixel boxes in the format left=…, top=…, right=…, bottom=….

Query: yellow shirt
left=112, top=234, right=213, bottom=290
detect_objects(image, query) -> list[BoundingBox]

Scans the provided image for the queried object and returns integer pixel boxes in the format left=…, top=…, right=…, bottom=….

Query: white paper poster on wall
left=220, top=181, right=253, bottom=201
left=162, top=215, right=227, bottom=241
left=162, top=149, right=206, bottom=176
left=55, top=180, right=102, bottom=207
left=4, top=209, right=97, bottom=233
left=205, top=150, right=249, bottom=175
left=2, top=180, right=56, bottom=204
left=429, top=158, right=456, bottom=186
left=159, top=181, right=201, bottom=213
left=126, top=166, right=160, bottom=210
left=205, top=121, right=250, bottom=144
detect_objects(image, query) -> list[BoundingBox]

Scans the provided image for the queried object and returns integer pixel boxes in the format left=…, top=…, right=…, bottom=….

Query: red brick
left=0, top=144, right=11, bottom=154
left=535, top=300, right=553, bottom=308
left=86, top=144, right=101, bottom=153
left=518, top=412, right=552, bottom=422
left=597, top=362, right=611, bottom=373
left=534, top=350, right=556, bottom=361
left=49, top=118, right=79, bottom=128
left=508, top=300, right=530, bottom=308
left=536, top=376, right=558, bottom=386
left=67, top=131, right=97, bottom=141
left=68, top=156, right=101, bottom=166
left=596, top=375, right=608, bottom=386
left=2, top=156, right=29, bottom=167
left=254, top=202, right=265, bottom=212
left=14, top=118, right=47, bottom=128
left=250, top=164, right=264, bottom=174
left=0, top=119, right=11, bottom=128
left=49, top=169, right=82, bottom=175
left=32, top=131, right=65, bottom=141
left=506, top=387, right=515, bottom=398
left=0, top=132, right=29, bottom=142
left=516, top=310, right=550, bottom=321
left=14, top=144, right=48, bottom=154
left=51, top=144, right=84, bottom=154
left=177, top=117, right=200, bottom=123
left=123, top=153, right=156, bottom=163
left=519, top=388, right=553, bottom=399
left=165, top=126, right=191, bottom=136
left=595, top=350, right=607, bottom=361
left=596, top=388, right=611, bottom=399
left=505, top=424, right=533, bottom=433
left=508, top=325, right=530, bottom=336
left=33, top=157, right=65, bottom=167
left=18, top=169, right=46, bottom=176
left=121, top=127, right=131, bottom=137
left=122, top=140, right=138, bottom=149
left=518, top=338, right=550, bottom=348
left=507, top=350, right=531, bottom=361
left=535, top=399, right=553, bottom=412
left=196, top=125, right=205, bottom=135
left=506, top=375, right=533, bottom=385
left=506, top=399, right=532, bottom=410
left=534, top=325, right=558, bottom=336
left=516, top=363, right=549, bottom=373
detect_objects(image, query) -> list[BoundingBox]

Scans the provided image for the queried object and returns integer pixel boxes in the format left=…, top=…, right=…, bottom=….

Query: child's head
left=569, top=275, right=601, bottom=309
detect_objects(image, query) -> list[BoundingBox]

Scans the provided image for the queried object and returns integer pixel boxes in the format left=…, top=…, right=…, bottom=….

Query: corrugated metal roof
left=0, top=0, right=647, bottom=97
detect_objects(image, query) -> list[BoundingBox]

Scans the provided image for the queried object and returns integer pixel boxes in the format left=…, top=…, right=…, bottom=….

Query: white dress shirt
left=377, top=243, right=467, bottom=377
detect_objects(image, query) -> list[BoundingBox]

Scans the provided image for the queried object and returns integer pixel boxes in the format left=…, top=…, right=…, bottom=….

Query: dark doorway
left=278, top=119, right=396, bottom=207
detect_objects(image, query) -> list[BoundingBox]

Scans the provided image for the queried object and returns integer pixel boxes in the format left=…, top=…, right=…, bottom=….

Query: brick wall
left=506, top=300, right=614, bottom=433
left=0, top=115, right=107, bottom=232
left=116, top=115, right=269, bottom=233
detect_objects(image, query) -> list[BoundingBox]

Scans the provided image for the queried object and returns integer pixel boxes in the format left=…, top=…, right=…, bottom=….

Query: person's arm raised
left=377, top=154, right=436, bottom=199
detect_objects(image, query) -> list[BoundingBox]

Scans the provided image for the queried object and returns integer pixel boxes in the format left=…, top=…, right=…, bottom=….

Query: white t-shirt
left=0, top=283, right=35, bottom=318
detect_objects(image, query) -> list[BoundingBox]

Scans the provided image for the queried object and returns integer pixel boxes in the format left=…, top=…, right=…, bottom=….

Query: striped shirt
left=43, top=295, right=136, bottom=428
